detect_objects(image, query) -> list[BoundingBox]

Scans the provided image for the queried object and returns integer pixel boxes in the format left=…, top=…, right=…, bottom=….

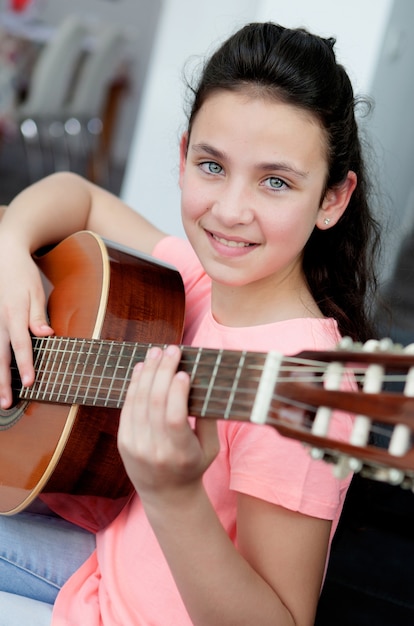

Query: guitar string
left=21, top=336, right=414, bottom=372
left=10, top=357, right=412, bottom=385
left=11, top=340, right=414, bottom=440
left=10, top=352, right=413, bottom=402
left=11, top=380, right=408, bottom=441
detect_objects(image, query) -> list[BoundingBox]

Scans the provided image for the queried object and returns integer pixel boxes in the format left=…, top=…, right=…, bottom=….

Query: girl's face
left=179, top=90, right=354, bottom=306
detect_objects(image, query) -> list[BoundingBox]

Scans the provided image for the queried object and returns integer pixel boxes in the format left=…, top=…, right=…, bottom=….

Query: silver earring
left=324, top=218, right=330, bottom=225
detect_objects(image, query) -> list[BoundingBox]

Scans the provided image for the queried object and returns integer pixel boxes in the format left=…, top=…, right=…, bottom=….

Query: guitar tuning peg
left=388, top=423, right=411, bottom=456
left=337, top=336, right=353, bottom=349
left=361, top=337, right=401, bottom=353
left=386, top=468, right=405, bottom=485
left=362, top=339, right=381, bottom=352
left=378, top=337, right=395, bottom=351
left=337, top=336, right=361, bottom=350
left=347, top=457, right=363, bottom=472
left=333, top=456, right=354, bottom=479
left=309, top=447, right=325, bottom=460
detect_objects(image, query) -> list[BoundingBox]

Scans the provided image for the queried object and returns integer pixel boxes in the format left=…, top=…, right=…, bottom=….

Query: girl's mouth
left=211, top=233, right=254, bottom=248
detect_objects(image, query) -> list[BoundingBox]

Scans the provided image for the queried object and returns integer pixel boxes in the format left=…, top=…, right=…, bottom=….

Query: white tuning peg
left=388, top=424, right=411, bottom=456
left=333, top=456, right=354, bottom=479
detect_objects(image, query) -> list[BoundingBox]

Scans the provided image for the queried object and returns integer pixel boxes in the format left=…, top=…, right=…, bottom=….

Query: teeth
left=212, top=234, right=250, bottom=247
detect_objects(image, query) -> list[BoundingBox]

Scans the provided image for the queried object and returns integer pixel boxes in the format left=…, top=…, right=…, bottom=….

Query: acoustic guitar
left=1, top=231, right=414, bottom=518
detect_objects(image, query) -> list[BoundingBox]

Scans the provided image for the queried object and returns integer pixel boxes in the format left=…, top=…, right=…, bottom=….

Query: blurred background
left=0, top=0, right=161, bottom=196
left=0, top=0, right=413, bottom=278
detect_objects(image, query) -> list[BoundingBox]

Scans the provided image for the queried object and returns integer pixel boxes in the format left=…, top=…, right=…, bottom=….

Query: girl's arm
left=0, top=172, right=166, bottom=407
left=118, top=345, right=330, bottom=626
left=0, top=171, right=165, bottom=255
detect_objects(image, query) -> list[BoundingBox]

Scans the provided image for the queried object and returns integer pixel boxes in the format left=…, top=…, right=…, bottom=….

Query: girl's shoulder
left=198, top=316, right=341, bottom=355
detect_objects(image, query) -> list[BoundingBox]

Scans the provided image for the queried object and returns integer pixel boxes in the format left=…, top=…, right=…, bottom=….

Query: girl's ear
left=179, top=132, right=189, bottom=189
left=316, top=171, right=357, bottom=230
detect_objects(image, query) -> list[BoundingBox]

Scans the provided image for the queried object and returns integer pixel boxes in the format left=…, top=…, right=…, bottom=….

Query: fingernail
left=165, top=345, right=179, bottom=356
left=146, top=346, right=162, bottom=359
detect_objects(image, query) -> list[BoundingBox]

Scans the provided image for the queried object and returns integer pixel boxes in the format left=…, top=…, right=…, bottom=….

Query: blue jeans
left=0, top=507, right=95, bottom=625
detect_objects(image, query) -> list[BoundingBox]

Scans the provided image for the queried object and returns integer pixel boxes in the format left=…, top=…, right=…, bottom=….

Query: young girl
left=0, top=22, right=380, bottom=626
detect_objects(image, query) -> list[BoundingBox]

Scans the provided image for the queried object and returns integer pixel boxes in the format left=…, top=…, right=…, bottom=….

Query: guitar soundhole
left=0, top=356, right=29, bottom=429
left=0, top=400, right=29, bottom=430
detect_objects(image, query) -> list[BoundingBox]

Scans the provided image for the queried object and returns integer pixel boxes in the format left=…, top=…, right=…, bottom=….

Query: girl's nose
left=210, top=182, right=254, bottom=225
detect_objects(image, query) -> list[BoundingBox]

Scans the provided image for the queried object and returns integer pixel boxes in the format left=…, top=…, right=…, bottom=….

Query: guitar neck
left=20, top=336, right=274, bottom=423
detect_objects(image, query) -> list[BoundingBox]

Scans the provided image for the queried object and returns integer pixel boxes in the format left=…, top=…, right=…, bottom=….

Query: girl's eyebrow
left=191, top=142, right=224, bottom=160
left=259, top=162, right=309, bottom=179
left=191, top=142, right=308, bottom=178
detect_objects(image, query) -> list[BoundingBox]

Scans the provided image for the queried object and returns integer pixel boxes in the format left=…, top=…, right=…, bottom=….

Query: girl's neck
left=210, top=280, right=323, bottom=328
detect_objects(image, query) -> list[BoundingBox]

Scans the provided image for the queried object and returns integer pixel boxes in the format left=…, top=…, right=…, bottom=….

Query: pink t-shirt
left=51, top=236, right=353, bottom=625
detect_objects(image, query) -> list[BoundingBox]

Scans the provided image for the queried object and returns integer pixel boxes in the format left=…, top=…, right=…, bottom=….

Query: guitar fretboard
left=19, top=336, right=301, bottom=423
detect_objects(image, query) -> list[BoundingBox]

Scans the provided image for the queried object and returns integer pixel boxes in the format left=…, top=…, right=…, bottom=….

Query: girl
left=0, top=22, right=380, bottom=626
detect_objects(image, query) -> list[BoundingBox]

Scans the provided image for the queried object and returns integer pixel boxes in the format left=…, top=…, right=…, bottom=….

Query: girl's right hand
left=0, top=243, right=54, bottom=409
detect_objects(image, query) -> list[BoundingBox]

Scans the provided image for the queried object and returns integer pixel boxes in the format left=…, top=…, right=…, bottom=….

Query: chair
left=19, top=15, right=87, bottom=118
left=65, top=25, right=125, bottom=121
left=18, top=15, right=87, bottom=180
left=62, top=25, right=126, bottom=184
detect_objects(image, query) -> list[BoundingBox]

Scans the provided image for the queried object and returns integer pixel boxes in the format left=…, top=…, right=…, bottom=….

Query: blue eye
left=200, top=161, right=223, bottom=175
left=265, top=177, right=286, bottom=190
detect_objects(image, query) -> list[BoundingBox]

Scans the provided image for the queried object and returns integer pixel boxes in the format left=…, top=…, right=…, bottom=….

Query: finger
left=120, top=346, right=165, bottom=430
left=165, top=369, right=191, bottom=428
left=118, top=360, right=144, bottom=448
left=0, top=330, right=13, bottom=409
left=0, top=248, right=53, bottom=406
left=26, top=277, right=54, bottom=337
left=119, top=346, right=184, bottom=454
left=8, top=305, right=52, bottom=387
left=144, top=345, right=183, bottom=425
left=0, top=298, right=34, bottom=407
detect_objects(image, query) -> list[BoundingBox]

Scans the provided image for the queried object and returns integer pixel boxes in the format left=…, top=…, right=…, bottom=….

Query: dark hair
left=186, top=22, right=381, bottom=342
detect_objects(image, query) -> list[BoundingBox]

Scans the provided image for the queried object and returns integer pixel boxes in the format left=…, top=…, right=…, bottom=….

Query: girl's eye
left=264, top=176, right=287, bottom=190
left=200, top=161, right=223, bottom=175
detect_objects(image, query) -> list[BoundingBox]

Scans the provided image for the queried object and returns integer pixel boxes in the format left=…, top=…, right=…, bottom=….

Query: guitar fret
left=95, top=340, right=123, bottom=406
left=117, top=344, right=137, bottom=405
left=47, top=337, right=67, bottom=401
left=109, top=342, right=122, bottom=404
left=92, top=341, right=110, bottom=406
left=79, top=339, right=98, bottom=405
left=29, top=337, right=54, bottom=400
left=62, top=338, right=85, bottom=403
left=102, top=341, right=135, bottom=407
left=224, top=351, right=246, bottom=419
left=201, top=350, right=223, bottom=417
left=189, top=347, right=203, bottom=384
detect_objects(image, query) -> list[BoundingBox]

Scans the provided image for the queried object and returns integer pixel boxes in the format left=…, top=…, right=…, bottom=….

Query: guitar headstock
left=272, top=338, right=414, bottom=488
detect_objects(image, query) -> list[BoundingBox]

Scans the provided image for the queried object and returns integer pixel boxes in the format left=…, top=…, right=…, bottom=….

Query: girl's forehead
left=193, top=89, right=323, bottom=135
left=190, top=90, right=328, bottom=165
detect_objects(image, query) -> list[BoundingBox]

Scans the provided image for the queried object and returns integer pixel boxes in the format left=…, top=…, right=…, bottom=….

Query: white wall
left=121, top=0, right=393, bottom=239
left=121, top=0, right=259, bottom=237
left=366, top=0, right=414, bottom=278
left=256, top=0, right=392, bottom=93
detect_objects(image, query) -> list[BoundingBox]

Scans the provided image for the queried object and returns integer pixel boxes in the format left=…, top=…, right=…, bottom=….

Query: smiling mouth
left=211, top=233, right=253, bottom=248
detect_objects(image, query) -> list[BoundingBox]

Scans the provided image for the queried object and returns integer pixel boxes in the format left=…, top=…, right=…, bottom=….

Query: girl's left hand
left=117, top=345, right=220, bottom=505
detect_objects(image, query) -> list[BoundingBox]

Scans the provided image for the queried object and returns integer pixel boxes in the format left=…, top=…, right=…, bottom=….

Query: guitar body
left=0, top=231, right=185, bottom=515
